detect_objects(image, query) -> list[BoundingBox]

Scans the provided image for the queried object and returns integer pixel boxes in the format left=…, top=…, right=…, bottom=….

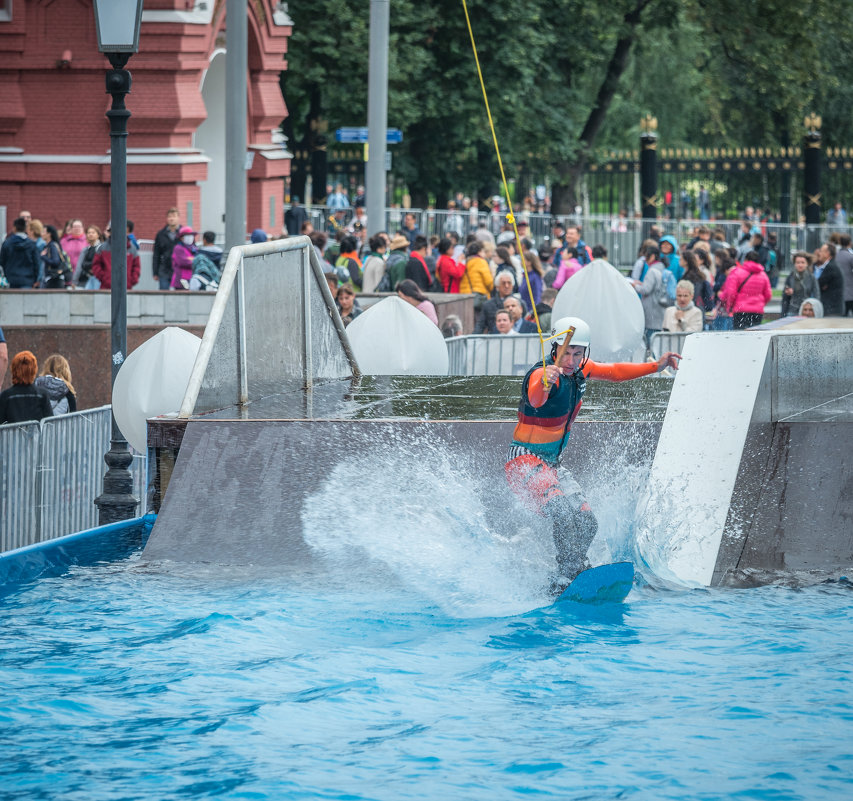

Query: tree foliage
left=281, top=0, right=853, bottom=212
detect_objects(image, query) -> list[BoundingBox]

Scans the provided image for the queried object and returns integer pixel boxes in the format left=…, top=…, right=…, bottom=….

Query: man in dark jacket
left=284, top=197, right=309, bottom=236
left=404, top=235, right=433, bottom=291
left=835, top=234, right=853, bottom=316
left=816, top=242, right=844, bottom=316
left=151, top=207, right=180, bottom=290
left=475, top=272, right=516, bottom=334
left=0, top=218, right=40, bottom=288
left=504, top=295, right=538, bottom=333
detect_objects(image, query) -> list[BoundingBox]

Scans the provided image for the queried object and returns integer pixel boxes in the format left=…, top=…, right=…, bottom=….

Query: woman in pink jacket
left=719, top=252, right=772, bottom=329
left=170, top=226, right=198, bottom=290
left=552, top=247, right=583, bottom=289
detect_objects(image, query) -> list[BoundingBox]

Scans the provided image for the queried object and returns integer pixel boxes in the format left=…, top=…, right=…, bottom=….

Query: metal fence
left=0, top=406, right=147, bottom=553
left=297, top=205, right=852, bottom=270
left=649, top=332, right=694, bottom=360
left=446, top=335, right=547, bottom=376
left=447, top=332, right=699, bottom=375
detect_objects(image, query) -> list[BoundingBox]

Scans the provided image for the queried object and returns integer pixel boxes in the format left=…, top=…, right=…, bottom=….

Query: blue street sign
left=335, top=127, right=403, bottom=144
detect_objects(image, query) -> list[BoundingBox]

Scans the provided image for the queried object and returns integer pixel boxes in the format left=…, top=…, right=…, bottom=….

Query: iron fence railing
left=294, top=207, right=851, bottom=270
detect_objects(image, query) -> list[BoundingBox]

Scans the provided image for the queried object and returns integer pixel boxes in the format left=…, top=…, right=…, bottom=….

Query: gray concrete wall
left=0, top=290, right=215, bottom=328
left=0, top=290, right=476, bottom=332
left=143, top=419, right=660, bottom=566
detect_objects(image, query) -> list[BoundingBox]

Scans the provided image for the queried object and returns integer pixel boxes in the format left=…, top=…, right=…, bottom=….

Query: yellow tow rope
left=461, top=0, right=554, bottom=385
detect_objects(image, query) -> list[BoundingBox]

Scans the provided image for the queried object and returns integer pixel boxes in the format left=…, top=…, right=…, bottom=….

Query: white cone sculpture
left=551, top=259, right=645, bottom=362
left=112, top=327, right=202, bottom=452
left=345, top=296, right=448, bottom=375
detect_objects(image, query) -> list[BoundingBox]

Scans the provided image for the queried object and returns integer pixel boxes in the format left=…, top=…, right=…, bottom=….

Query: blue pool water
left=2, top=554, right=852, bottom=800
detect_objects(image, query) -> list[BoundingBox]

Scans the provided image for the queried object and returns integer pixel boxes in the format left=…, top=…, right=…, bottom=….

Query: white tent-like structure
left=113, top=327, right=202, bottom=452
left=550, top=259, right=645, bottom=362
left=345, top=297, right=449, bottom=375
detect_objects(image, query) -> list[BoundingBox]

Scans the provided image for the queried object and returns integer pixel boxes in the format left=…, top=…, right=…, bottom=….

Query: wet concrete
left=715, top=421, right=853, bottom=584
left=143, top=418, right=661, bottom=567
left=145, top=353, right=853, bottom=585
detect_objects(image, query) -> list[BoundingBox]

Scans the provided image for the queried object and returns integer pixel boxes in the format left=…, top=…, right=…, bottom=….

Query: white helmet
left=550, top=316, right=591, bottom=349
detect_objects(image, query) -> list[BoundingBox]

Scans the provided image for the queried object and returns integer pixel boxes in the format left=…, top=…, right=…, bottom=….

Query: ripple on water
left=1, top=565, right=852, bottom=800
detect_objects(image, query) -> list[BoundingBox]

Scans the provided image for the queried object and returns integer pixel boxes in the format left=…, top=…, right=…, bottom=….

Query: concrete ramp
left=142, top=419, right=660, bottom=567
left=636, top=329, right=853, bottom=587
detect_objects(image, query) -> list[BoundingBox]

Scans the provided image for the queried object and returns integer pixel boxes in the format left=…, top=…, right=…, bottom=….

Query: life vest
left=511, top=357, right=586, bottom=464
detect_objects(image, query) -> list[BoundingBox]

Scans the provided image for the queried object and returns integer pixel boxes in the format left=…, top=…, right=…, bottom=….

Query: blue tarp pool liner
left=0, top=514, right=156, bottom=595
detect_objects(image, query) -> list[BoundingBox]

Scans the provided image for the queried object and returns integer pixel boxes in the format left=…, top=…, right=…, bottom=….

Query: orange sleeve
left=584, top=360, right=657, bottom=382
left=526, top=367, right=558, bottom=407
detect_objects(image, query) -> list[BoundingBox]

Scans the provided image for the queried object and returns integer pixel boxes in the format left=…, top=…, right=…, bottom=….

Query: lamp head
left=93, top=0, right=144, bottom=54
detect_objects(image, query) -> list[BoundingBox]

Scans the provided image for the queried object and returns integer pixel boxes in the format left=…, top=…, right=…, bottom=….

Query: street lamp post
left=803, top=113, right=823, bottom=251
left=93, top=0, right=144, bottom=525
left=639, top=114, right=659, bottom=237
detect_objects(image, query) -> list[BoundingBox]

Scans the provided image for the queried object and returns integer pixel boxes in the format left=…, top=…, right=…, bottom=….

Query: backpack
left=191, top=252, right=221, bottom=291
left=43, top=242, right=72, bottom=288
left=46, top=243, right=71, bottom=278
left=385, top=250, right=408, bottom=289
left=661, top=266, right=677, bottom=305
left=652, top=266, right=672, bottom=307
left=335, top=255, right=360, bottom=286
left=374, top=270, right=393, bottom=293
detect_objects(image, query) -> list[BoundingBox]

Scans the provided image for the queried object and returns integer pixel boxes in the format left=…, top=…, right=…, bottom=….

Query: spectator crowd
left=0, top=207, right=225, bottom=293
left=309, top=205, right=853, bottom=340
left=3, top=197, right=852, bottom=350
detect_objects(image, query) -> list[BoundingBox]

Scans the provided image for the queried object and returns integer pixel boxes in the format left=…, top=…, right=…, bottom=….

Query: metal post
left=95, top=52, right=138, bottom=525
left=803, top=114, right=822, bottom=250
left=225, top=0, right=248, bottom=251
left=366, top=0, right=390, bottom=235
left=640, top=118, right=658, bottom=236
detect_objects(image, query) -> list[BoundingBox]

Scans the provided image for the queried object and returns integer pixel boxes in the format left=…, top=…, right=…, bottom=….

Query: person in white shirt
left=662, top=280, right=703, bottom=332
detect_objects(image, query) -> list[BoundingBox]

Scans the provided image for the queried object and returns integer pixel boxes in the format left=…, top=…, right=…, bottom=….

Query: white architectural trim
left=272, top=3, right=294, bottom=26
left=0, top=153, right=210, bottom=165
left=259, top=150, right=293, bottom=161
left=127, top=147, right=206, bottom=155
left=250, top=142, right=293, bottom=160
left=141, top=5, right=214, bottom=25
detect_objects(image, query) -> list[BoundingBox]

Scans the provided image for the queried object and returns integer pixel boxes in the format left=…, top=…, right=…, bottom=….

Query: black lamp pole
left=94, top=51, right=138, bottom=525
left=639, top=114, right=659, bottom=238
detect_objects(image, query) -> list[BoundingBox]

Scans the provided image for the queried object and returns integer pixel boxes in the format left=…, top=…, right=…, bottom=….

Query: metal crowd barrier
left=446, top=334, right=546, bottom=376
left=0, top=406, right=147, bottom=553
left=136, top=238, right=154, bottom=286
left=295, top=206, right=852, bottom=270
left=649, top=331, right=693, bottom=360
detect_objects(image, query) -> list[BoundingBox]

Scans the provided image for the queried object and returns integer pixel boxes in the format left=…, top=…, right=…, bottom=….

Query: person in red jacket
left=718, top=251, right=772, bottom=329
left=505, top=316, right=680, bottom=592
left=91, top=227, right=141, bottom=290
left=436, top=237, right=466, bottom=292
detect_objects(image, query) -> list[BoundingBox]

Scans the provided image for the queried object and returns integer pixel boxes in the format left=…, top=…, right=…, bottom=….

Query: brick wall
left=1, top=324, right=205, bottom=407
left=0, top=1, right=291, bottom=241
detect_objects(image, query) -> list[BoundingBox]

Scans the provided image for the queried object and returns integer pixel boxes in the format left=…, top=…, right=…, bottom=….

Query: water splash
left=301, top=430, right=649, bottom=616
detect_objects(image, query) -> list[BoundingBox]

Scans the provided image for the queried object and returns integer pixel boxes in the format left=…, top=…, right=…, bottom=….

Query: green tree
left=281, top=0, right=853, bottom=213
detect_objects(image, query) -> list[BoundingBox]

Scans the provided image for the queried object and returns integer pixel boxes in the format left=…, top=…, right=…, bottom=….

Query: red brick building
left=0, top=0, right=291, bottom=241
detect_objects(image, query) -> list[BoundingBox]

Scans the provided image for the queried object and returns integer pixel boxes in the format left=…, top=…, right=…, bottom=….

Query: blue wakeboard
left=556, top=562, right=634, bottom=604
